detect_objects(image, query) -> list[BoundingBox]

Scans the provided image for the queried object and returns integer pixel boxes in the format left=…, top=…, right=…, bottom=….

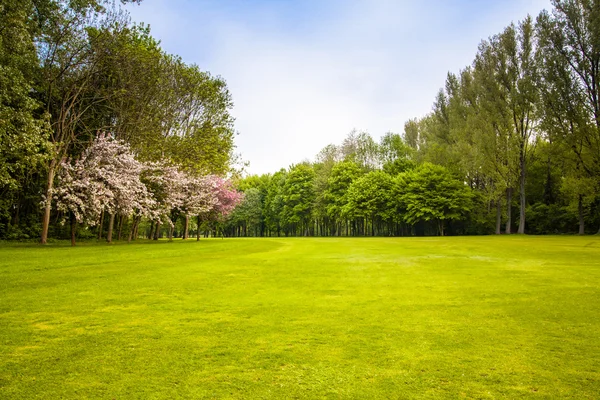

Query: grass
left=1, top=236, right=599, bottom=399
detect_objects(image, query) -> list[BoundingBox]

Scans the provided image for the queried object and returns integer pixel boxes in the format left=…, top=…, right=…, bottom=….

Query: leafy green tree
left=537, top=2, right=600, bottom=233
left=312, top=147, right=338, bottom=236
left=228, top=187, right=263, bottom=236
left=476, top=17, right=539, bottom=234
left=403, top=119, right=422, bottom=150
left=340, top=130, right=379, bottom=171
left=378, top=132, right=415, bottom=175
left=396, top=163, right=473, bottom=236
left=324, top=160, right=362, bottom=236
left=0, top=0, right=52, bottom=236
left=281, top=163, right=315, bottom=236
left=36, top=2, right=133, bottom=243
left=264, top=170, right=286, bottom=237
left=344, top=171, right=395, bottom=236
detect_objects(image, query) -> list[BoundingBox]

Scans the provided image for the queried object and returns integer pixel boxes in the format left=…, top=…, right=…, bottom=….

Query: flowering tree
left=53, top=133, right=241, bottom=244
left=197, top=175, right=243, bottom=239
left=53, top=133, right=153, bottom=245
left=141, top=164, right=185, bottom=240
left=180, top=176, right=218, bottom=239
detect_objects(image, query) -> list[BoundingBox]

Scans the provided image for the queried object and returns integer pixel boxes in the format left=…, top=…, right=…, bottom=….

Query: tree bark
left=197, top=216, right=201, bottom=241
left=506, top=188, right=513, bottom=234
left=133, top=217, right=140, bottom=240
left=495, top=198, right=502, bottom=235
left=117, top=215, right=124, bottom=241
left=107, top=213, right=115, bottom=243
left=154, top=220, right=161, bottom=240
left=97, top=209, right=104, bottom=240
left=517, top=152, right=526, bottom=234
left=148, top=221, right=154, bottom=239
left=578, top=195, right=585, bottom=235
left=70, top=214, right=77, bottom=247
left=183, top=215, right=189, bottom=239
left=40, top=160, right=57, bottom=244
left=128, top=216, right=134, bottom=242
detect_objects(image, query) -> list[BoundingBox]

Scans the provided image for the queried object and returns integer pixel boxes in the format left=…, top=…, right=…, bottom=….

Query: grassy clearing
left=1, top=236, right=599, bottom=398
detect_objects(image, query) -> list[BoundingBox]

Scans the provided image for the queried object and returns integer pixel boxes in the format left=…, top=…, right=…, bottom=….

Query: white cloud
left=128, top=0, right=552, bottom=175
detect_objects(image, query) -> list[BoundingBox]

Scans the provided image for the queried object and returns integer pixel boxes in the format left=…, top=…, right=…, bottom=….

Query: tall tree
left=537, top=1, right=600, bottom=233
left=37, top=2, right=130, bottom=243
left=476, top=17, right=539, bottom=234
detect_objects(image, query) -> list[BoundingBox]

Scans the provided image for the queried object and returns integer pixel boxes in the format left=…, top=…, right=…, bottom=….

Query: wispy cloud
left=128, top=0, right=551, bottom=174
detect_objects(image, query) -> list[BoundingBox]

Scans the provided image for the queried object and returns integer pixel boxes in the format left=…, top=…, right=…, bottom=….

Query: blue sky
left=127, top=0, right=551, bottom=175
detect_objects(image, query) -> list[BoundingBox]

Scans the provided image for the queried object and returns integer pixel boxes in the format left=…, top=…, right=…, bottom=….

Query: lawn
left=1, top=236, right=599, bottom=399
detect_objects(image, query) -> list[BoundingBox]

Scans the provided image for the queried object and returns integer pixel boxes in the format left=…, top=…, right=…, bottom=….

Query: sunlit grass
left=1, top=236, right=599, bottom=398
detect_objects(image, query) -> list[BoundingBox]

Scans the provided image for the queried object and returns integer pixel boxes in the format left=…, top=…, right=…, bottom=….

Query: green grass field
left=1, top=236, right=599, bottom=399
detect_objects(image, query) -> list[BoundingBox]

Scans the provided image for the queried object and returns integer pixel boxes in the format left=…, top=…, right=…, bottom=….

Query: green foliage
left=4, top=0, right=600, bottom=238
left=396, top=163, right=473, bottom=235
left=0, top=0, right=237, bottom=240
left=324, top=160, right=362, bottom=221
left=228, top=187, right=263, bottom=236
left=526, top=202, right=575, bottom=234
left=344, top=171, right=395, bottom=222
left=281, top=164, right=315, bottom=233
left=263, top=170, right=286, bottom=236
left=0, top=0, right=50, bottom=191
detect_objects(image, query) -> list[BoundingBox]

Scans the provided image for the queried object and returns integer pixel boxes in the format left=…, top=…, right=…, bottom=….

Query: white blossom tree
left=53, top=133, right=153, bottom=245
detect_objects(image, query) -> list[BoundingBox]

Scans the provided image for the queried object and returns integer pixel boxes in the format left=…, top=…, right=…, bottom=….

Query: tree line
left=0, top=0, right=239, bottom=242
left=224, top=0, right=600, bottom=237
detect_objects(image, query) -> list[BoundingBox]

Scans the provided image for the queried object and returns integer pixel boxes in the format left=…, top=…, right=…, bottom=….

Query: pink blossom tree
left=197, top=175, right=243, bottom=239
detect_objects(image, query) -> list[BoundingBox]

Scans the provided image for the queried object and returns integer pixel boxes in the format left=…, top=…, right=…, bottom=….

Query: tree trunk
left=517, top=153, right=526, bottom=234
left=154, top=220, right=161, bottom=240
left=495, top=198, right=502, bottom=235
left=439, top=220, right=444, bottom=236
left=505, top=188, right=513, bottom=234
left=128, top=216, right=134, bottom=243
left=70, top=214, right=77, bottom=247
left=133, top=217, right=140, bottom=240
left=578, top=195, right=585, bottom=235
left=197, top=216, right=202, bottom=241
left=107, top=213, right=115, bottom=243
left=97, top=209, right=104, bottom=240
left=183, top=215, right=189, bottom=239
left=40, top=160, right=57, bottom=244
left=117, top=215, right=124, bottom=241
left=168, top=224, right=174, bottom=241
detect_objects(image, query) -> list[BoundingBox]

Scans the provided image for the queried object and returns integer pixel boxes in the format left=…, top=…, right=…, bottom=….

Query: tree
left=0, top=0, right=51, bottom=234
left=476, top=17, right=539, bottom=234
left=340, top=130, right=380, bottom=171
left=344, top=171, right=395, bottom=236
left=180, top=175, right=218, bottom=239
left=281, top=163, right=315, bottom=236
left=263, top=170, right=286, bottom=237
left=324, top=160, right=362, bottom=236
left=378, top=132, right=415, bottom=175
left=396, top=163, right=473, bottom=236
left=228, top=187, right=262, bottom=236
left=537, top=1, right=600, bottom=233
left=53, top=133, right=152, bottom=245
left=37, top=2, right=131, bottom=244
